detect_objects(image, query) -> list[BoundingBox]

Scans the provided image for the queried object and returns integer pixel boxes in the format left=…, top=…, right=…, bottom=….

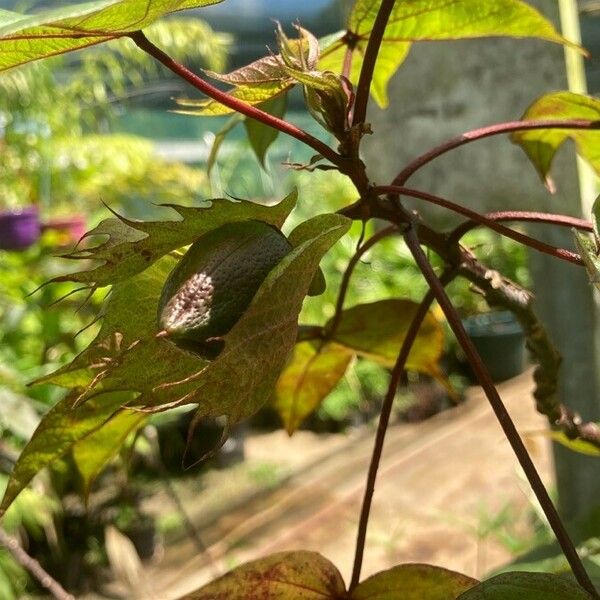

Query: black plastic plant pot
left=462, top=310, right=526, bottom=382
left=0, top=206, right=41, bottom=250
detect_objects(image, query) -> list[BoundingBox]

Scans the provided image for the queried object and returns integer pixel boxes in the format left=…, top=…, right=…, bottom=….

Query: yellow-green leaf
left=274, top=342, right=353, bottom=435
left=512, top=92, right=600, bottom=190
left=329, top=299, right=444, bottom=375
left=352, top=563, right=478, bottom=600
left=321, top=0, right=576, bottom=108
left=178, top=551, right=346, bottom=599
left=73, top=409, right=147, bottom=498
left=574, top=230, right=600, bottom=293
left=0, top=0, right=224, bottom=72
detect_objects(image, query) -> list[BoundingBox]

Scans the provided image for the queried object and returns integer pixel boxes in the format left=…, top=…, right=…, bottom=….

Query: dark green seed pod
left=158, top=220, right=292, bottom=354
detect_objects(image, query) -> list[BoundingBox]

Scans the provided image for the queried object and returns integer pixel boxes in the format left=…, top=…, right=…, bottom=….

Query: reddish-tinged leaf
left=178, top=551, right=346, bottom=599
left=352, top=563, right=478, bottom=599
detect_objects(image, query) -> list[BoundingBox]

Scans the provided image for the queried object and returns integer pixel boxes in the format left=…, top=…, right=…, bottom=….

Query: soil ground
left=104, top=368, right=554, bottom=599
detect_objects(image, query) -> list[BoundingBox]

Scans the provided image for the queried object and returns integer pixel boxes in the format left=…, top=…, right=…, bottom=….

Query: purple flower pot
left=0, top=207, right=41, bottom=250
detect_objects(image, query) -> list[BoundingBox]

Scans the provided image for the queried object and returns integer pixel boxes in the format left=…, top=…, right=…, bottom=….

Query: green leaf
left=178, top=551, right=346, bottom=599
left=457, top=571, right=593, bottom=599
left=206, top=113, right=244, bottom=176
left=0, top=391, right=136, bottom=516
left=352, top=563, right=478, bottom=599
left=52, top=191, right=297, bottom=288
left=0, top=0, right=224, bottom=72
left=244, top=93, right=288, bottom=168
left=73, top=409, right=147, bottom=498
left=545, top=429, right=600, bottom=457
left=512, top=92, right=600, bottom=191
left=321, top=0, right=575, bottom=108
left=329, top=299, right=444, bottom=375
left=41, top=213, right=351, bottom=427
left=273, top=342, right=353, bottom=435
left=574, top=230, right=600, bottom=293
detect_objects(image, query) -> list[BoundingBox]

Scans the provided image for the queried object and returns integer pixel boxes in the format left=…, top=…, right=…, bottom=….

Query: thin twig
left=393, top=119, right=600, bottom=186
left=326, top=225, right=398, bottom=338
left=350, top=265, right=456, bottom=591
left=404, top=227, right=598, bottom=598
left=129, top=31, right=343, bottom=170
left=352, top=0, right=396, bottom=126
left=373, top=185, right=582, bottom=265
left=0, top=528, right=74, bottom=600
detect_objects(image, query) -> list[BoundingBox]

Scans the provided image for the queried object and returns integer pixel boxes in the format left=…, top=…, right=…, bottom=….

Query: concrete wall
left=363, top=0, right=600, bottom=526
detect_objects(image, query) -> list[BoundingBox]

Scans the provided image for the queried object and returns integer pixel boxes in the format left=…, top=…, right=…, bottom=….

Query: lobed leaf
left=178, top=550, right=346, bottom=599
left=0, top=0, right=224, bottom=72
left=321, top=0, right=576, bottom=108
left=52, top=191, right=297, bottom=288
left=352, top=563, right=478, bottom=599
left=273, top=342, right=353, bottom=435
left=328, top=299, right=444, bottom=375
left=244, top=93, right=288, bottom=168
left=512, top=92, right=600, bottom=191
left=0, top=391, right=136, bottom=516
left=457, top=571, right=593, bottom=599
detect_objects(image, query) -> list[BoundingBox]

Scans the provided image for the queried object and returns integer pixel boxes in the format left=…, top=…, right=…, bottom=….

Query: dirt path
left=121, top=369, right=554, bottom=598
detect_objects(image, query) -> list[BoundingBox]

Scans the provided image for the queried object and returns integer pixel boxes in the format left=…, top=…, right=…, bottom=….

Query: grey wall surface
left=363, top=0, right=600, bottom=525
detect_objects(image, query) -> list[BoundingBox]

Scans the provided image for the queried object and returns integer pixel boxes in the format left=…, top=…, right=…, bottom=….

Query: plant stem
left=404, top=227, right=598, bottom=598
left=393, top=119, right=600, bottom=186
left=129, top=31, right=343, bottom=169
left=352, top=0, right=396, bottom=126
left=373, top=185, right=583, bottom=265
left=350, top=264, right=456, bottom=591
left=450, top=210, right=593, bottom=244
left=327, top=225, right=398, bottom=338
left=0, top=528, right=74, bottom=600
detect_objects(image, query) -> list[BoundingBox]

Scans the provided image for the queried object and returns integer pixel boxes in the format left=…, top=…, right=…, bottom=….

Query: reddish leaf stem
left=350, top=265, right=455, bottom=591
left=373, top=185, right=583, bottom=265
left=450, top=210, right=593, bottom=244
left=327, top=225, right=398, bottom=338
left=351, top=0, right=396, bottom=126
left=404, top=227, right=598, bottom=598
left=129, top=31, right=343, bottom=169
left=393, top=119, right=600, bottom=186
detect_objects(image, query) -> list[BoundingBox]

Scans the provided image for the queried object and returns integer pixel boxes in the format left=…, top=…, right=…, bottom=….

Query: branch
left=0, top=528, right=74, bottom=600
left=327, top=225, right=398, bottom=338
left=350, top=264, right=456, bottom=591
left=450, top=210, right=593, bottom=244
left=393, top=119, right=600, bottom=186
left=373, top=185, right=583, bottom=266
left=457, top=255, right=600, bottom=452
left=129, top=31, right=343, bottom=169
left=352, top=0, right=396, bottom=126
left=404, top=228, right=598, bottom=598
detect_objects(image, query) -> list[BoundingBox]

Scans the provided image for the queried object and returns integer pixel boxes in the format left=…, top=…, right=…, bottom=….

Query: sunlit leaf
left=73, top=409, right=147, bottom=498
left=329, top=299, right=444, bottom=375
left=457, top=571, right=592, bottom=599
left=536, top=428, right=600, bottom=457
left=273, top=342, right=353, bottom=435
left=352, top=563, right=478, bottom=599
left=512, top=92, right=600, bottom=191
left=0, top=391, right=136, bottom=516
left=0, top=0, right=224, bottom=72
left=321, top=0, right=576, bottom=108
left=178, top=551, right=346, bottom=599
left=244, top=93, right=288, bottom=168
left=51, top=191, right=297, bottom=288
